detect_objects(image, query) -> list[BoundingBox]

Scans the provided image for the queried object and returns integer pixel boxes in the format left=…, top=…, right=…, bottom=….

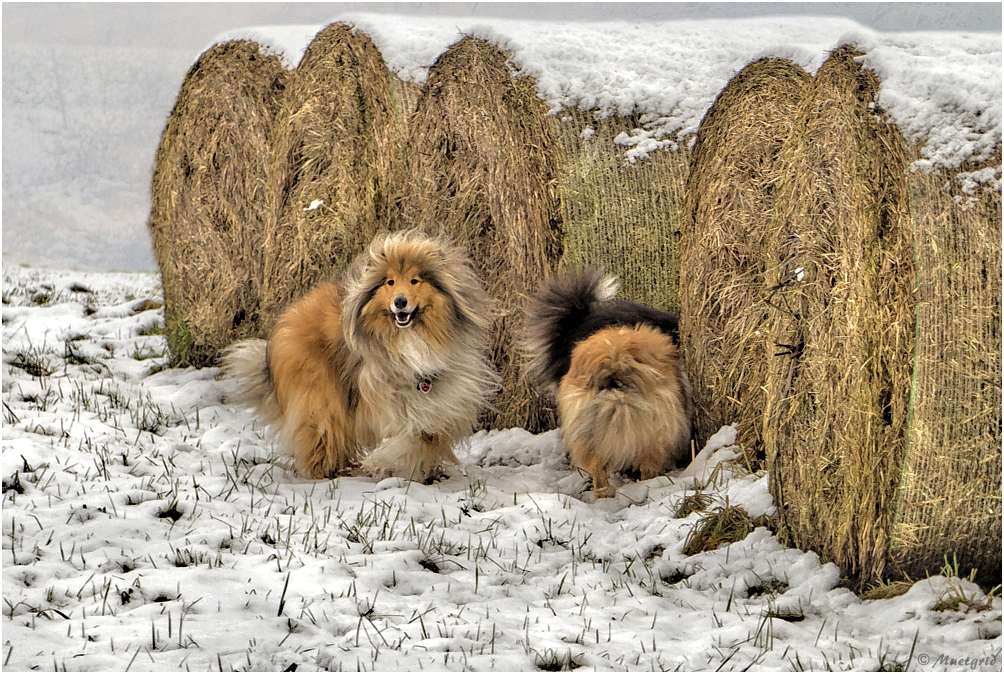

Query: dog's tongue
left=396, top=311, right=410, bottom=322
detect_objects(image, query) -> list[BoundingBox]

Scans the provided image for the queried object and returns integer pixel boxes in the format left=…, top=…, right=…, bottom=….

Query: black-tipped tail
left=524, top=268, right=619, bottom=391
left=524, top=268, right=682, bottom=393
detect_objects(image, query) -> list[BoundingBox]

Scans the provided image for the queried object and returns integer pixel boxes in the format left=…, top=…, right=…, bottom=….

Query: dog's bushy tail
left=524, top=268, right=619, bottom=392
left=221, top=339, right=282, bottom=428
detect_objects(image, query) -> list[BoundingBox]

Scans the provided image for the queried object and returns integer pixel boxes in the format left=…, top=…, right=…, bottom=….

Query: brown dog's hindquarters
left=525, top=268, right=694, bottom=498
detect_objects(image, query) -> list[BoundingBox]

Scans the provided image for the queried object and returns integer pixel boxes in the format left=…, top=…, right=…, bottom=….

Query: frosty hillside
left=4, top=11, right=1003, bottom=673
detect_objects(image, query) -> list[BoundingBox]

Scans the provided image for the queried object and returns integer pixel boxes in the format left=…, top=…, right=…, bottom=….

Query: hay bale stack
left=892, top=150, right=1002, bottom=589
left=260, top=23, right=405, bottom=329
left=555, top=111, right=690, bottom=314
left=678, top=58, right=811, bottom=450
left=763, top=46, right=917, bottom=588
left=396, top=37, right=563, bottom=433
left=148, top=40, right=288, bottom=367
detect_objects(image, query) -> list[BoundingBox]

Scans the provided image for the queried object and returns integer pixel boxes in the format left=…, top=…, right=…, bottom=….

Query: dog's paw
left=359, top=438, right=428, bottom=481
left=593, top=484, right=615, bottom=499
left=360, top=434, right=461, bottom=482
left=358, top=455, right=397, bottom=479
left=421, top=468, right=449, bottom=485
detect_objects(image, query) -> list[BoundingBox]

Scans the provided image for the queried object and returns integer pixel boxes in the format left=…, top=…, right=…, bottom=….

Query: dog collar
left=417, top=377, right=433, bottom=394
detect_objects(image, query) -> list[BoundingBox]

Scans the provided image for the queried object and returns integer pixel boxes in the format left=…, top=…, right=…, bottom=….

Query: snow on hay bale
left=763, top=45, right=969, bottom=589
left=555, top=111, right=689, bottom=316
left=259, top=23, right=409, bottom=329
left=148, top=40, right=288, bottom=367
left=894, top=148, right=1001, bottom=589
left=395, top=37, right=563, bottom=433
left=679, top=57, right=811, bottom=450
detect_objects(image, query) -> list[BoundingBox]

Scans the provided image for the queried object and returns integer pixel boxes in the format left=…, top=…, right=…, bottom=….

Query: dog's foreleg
left=569, top=438, right=614, bottom=499
left=590, top=466, right=614, bottom=499
left=637, top=449, right=666, bottom=481
left=360, top=434, right=418, bottom=478
left=360, top=432, right=456, bottom=481
left=418, top=432, right=459, bottom=476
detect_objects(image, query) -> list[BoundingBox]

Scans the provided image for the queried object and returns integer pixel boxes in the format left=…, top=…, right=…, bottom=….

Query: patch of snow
left=956, top=166, right=1003, bottom=194
left=338, top=13, right=999, bottom=173
left=854, top=30, right=1002, bottom=172
left=205, top=24, right=322, bottom=69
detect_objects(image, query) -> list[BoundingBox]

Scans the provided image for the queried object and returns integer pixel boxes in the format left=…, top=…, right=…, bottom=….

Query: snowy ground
left=2, top=266, right=1001, bottom=672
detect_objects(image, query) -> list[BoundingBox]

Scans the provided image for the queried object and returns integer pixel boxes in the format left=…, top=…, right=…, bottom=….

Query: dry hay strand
left=389, top=74, right=422, bottom=130
left=148, top=40, right=288, bottom=367
left=858, top=578, right=914, bottom=601
left=890, top=147, right=1002, bottom=590
left=554, top=110, right=690, bottom=314
left=395, top=36, right=563, bottom=433
left=260, top=22, right=406, bottom=329
left=674, top=491, right=713, bottom=519
left=763, top=46, right=916, bottom=590
left=683, top=505, right=769, bottom=556
left=679, top=58, right=811, bottom=452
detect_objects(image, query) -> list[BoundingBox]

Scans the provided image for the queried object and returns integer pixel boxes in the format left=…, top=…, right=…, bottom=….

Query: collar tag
left=417, top=378, right=433, bottom=394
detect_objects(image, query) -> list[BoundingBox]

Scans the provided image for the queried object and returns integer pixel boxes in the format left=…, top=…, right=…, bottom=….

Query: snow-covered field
left=2, top=266, right=1000, bottom=672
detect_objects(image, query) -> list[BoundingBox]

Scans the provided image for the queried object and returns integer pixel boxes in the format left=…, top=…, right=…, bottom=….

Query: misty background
left=3, top=2, right=1001, bottom=272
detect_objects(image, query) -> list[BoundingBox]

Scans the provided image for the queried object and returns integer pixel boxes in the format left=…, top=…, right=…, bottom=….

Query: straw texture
left=679, top=58, right=811, bottom=450
left=148, top=41, right=288, bottom=366
left=395, top=37, right=564, bottom=433
left=890, top=149, right=1002, bottom=589
left=260, top=23, right=404, bottom=329
left=763, top=46, right=916, bottom=588
left=555, top=110, right=689, bottom=315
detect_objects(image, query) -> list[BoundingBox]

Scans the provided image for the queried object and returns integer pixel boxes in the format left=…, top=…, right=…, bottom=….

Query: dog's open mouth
left=394, top=310, right=416, bottom=328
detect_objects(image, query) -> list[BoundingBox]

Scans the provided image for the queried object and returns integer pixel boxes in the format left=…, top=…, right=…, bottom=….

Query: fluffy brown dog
left=525, top=269, right=694, bottom=498
left=223, top=230, right=498, bottom=480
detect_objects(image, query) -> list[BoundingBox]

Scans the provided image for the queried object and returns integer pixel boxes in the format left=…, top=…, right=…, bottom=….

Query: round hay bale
left=891, top=148, right=1002, bottom=589
left=763, top=45, right=916, bottom=589
left=259, top=22, right=406, bottom=329
left=555, top=110, right=690, bottom=315
left=678, top=58, right=811, bottom=451
left=148, top=40, right=288, bottom=367
left=395, top=37, right=563, bottom=433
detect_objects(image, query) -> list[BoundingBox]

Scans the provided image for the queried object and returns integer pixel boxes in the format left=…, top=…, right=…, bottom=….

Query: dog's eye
left=410, top=279, right=419, bottom=285
left=386, top=279, right=394, bottom=286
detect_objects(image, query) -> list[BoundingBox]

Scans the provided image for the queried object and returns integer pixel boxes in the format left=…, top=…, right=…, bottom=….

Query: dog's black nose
left=598, top=374, right=622, bottom=391
left=393, top=295, right=408, bottom=310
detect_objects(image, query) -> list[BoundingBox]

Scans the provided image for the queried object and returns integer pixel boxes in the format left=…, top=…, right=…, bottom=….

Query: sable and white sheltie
left=525, top=269, right=694, bottom=498
left=223, top=230, right=498, bottom=480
